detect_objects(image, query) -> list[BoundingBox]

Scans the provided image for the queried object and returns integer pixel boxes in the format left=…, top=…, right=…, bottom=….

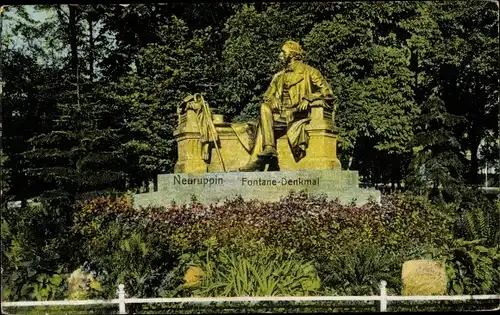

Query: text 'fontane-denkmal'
left=241, top=177, right=320, bottom=186
left=172, top=175, right=321, bottom=187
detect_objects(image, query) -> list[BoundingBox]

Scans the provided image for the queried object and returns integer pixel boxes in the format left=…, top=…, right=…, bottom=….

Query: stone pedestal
left=133, top=169, right=381, bottom=208
left=173, top=109, right=207, bottom=173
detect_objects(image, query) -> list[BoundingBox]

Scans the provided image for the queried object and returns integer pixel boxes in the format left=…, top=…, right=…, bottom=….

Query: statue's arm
left=308, top=69, right=339, bottom=123
left=263, top=72, right=281, bottom=109
left=307, top=68, right=334, bottom=102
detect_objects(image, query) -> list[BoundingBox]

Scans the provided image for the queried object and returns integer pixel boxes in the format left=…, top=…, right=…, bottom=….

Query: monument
left=133, top=41, right=380, bottom=207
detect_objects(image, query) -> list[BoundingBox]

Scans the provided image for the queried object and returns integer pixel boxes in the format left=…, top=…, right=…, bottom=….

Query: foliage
left=220, top=4, right=315, bottom=121
left=3, top=190, right=496, bottom=301
left=304, top=3, right=418, bottom=158
left=456, top=193, right=500, bottom=247
left=76, top=192, right=454, bottom=266
left=406, top=92, right=467, bottom=200
left=1, top=47, right=62, bottom=202
left=0, top=155, right=11, bottom=206
left=166, top=192, right=454, bottom=261
left=1, top=214, right=68, bottom=301
left=23, top=89, right=129, bottom=202
left=317, top=243, right=402, bottom=296
left=180, top=238, right=321, bottom=297
left=3, top=2, right=498, bottom=197
left=61, top=192, right=455, bottom=298
left=432, top=1, right=498, bottom=185
left=113, top=15, right=222, bottom=183
left=73, top=195, right=176, bottom=298
left=437, top=239, right=500, bottom=295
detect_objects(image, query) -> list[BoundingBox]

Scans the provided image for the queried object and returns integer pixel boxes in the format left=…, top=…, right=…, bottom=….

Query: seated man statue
left=239, top=40, right=336, bottom=171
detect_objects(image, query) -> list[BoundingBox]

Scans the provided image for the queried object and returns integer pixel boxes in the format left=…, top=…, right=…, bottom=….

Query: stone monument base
left=133, top=170, right=380, bottom=208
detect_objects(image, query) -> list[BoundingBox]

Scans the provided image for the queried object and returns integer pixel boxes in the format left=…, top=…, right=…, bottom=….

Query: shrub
left=425, top=239, right=500, bottom=295
left=65, top=192, right=456, bottom=298
left=72, top=195, right=176, bottom=299
left=1, top=203, right=72, bottom=301
left=456, top=199, right=500, bottom=247
left=148, top=192, right=454, bottom=261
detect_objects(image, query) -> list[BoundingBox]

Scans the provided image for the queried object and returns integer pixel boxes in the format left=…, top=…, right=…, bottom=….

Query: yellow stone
left=401, top=260, right=447, bottom=295
left=184, top=266, right=204, bottom=287
left=67, top=267, right=102, bottom=300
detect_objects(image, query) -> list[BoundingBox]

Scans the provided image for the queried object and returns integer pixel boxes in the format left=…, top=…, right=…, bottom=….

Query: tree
left=402, top=1, right=499, bottom=190
left=113, top=16, right=221, bottom=188
left=433, top=1, right=498, bottom=185
left=220, top=4, right=317, bottom=121
left=304, top=2, right=419, bottom=185
left=1, top=45, right=63, bottom=203
left=406, top=91, right=466, bottom=200
left=21, top=5, right=129, bottom=201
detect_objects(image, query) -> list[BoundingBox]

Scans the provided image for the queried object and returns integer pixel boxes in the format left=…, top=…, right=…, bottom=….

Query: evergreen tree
left=74, top=85, right=128, bottom=199
left=22, top=5, right=128, bottom=202
left=406, top=91, right=466, bottom=200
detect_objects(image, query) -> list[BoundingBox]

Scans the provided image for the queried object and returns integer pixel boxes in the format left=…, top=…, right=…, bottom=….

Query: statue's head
left=279, top=40, right=305, bottom=64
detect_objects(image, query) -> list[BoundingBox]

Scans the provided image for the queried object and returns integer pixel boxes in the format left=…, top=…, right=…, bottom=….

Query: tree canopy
left=1, top=2, right=498, bottom=204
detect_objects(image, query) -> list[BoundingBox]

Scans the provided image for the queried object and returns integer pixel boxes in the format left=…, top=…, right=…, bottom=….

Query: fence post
left=379, top=280, right=388, bottom=312
left=1, top=267, right=8, bottom=315
left=117, top=284, right=126, bottom=314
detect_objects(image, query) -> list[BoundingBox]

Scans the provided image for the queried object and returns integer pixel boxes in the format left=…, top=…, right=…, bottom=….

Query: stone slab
left=133, top=170, right=381, bottom=208
left=402, top=260, right=447, bottom=295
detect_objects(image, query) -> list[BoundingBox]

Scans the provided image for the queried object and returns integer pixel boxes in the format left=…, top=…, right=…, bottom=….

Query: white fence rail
left=3, top=281, right=500, bottom=313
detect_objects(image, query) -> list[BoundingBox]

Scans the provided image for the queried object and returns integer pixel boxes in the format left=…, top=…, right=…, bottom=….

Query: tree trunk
left=0, top=7, right=4, bottom=152
left=88, top=16, right=94, bottom=83
left=468, top=137, right=480, bottom=186
left=68, top=5, right=80, bottom=107
left=153, top=173, right=158, bottom=192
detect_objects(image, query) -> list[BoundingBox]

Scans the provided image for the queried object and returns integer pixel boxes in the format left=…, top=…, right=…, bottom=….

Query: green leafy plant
left=317, top=243, right=402, bottom=295
left=2, top=259, right=66, bottom=302
left=82, top=223, right=175, bottom=299
left=1, top=206, right=69, bottom=301
left=458, top=199, right=500, bottom=247
left=438, top=239, right=500, bottom=295
left=182, top=238, right=321, bottom=297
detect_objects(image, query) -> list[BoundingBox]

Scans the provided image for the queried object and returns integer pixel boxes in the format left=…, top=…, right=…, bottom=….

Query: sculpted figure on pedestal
left=239, top=40, right=338, bottom=171
left=174, top=40, right=340, bottom=173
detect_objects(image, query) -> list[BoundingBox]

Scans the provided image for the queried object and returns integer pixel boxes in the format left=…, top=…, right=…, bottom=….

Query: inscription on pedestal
left=134, top=170, right=380, bottom=208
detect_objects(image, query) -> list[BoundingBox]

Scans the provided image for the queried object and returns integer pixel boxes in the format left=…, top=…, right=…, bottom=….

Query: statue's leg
left=259, top=102, right=278, bottom=157
left=237, top=103, right=277, bottom=172
left=250, top=125, right=263, bottom=158
left=238, top=124, right=264, bottom=172
left=260, top=102, right=275, bottom=149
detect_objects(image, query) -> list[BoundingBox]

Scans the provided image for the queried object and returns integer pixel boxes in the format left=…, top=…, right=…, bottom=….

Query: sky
left=3, top=5, right=54, bottom=51
left=3, top=5, right=115, bottom=70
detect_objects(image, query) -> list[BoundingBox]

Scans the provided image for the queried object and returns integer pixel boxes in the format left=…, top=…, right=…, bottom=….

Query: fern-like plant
left=317, top=244, right=402, bottom=295
left=460, top=201, right=500, bottom=247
